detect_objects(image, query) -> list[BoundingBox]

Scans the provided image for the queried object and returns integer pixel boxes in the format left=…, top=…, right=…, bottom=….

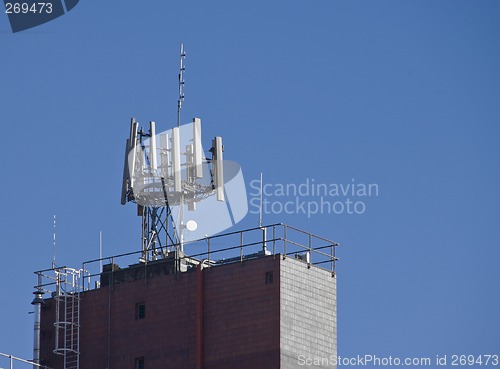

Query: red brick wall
left=203, top=256, right=281, bottom=369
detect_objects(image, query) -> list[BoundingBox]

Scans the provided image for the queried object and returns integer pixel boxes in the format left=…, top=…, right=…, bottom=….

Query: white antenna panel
left=149, top=121, right=157, bottom=171
left=159, top=133, right=169, bottom=178
left=129, top=118, right=138, bottom=150
left=172, top=127, right=182, bottom=192
left=214, top=136, right=224, bottom=202
left=128, top=119, right=139, bottom=188
left=186, top=143, right=194, bottom=180
left=193, top=118, right=203, bottom=178
left=120, top=138, right=130, bottom=205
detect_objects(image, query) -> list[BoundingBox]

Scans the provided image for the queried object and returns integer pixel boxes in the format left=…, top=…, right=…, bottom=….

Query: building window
left=265, top=271, right=273, bottom=284
left=136, top=302, right=146, bottom=320
left=135, top=357, right=145, bottom=369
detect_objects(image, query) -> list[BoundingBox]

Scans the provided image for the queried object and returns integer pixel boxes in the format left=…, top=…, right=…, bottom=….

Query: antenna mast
left=52, top=214, right=56, bottom=269
left=120, top=43, right=226, bottom=265
left=259, top=173, right=263, bottom=228
left=177, top=43, right=186, bottom=128
left=99, top=231, right=103, bottom=274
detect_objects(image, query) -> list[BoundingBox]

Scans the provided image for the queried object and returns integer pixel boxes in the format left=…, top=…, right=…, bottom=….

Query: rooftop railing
left=0, top=352, right=52, bottom=369
left=35, top=223, right=339, bottom=293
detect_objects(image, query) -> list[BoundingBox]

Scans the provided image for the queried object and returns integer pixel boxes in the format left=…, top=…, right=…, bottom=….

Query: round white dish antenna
left=186, top=220, right=198, bottom=232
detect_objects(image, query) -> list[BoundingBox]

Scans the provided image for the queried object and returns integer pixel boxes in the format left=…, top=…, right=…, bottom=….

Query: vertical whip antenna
left=259, top=173, right=263, bottom=228
left=177, top=43, right=186, bottom=128
left=99, top=231, right=103, bottom=274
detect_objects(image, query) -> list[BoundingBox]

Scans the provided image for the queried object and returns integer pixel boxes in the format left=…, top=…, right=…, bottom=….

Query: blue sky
left=1, top=0, right=499, bottom=365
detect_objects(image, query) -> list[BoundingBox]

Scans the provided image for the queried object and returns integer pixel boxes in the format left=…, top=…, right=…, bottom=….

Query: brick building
left=35, top=224, right=337, bottom=369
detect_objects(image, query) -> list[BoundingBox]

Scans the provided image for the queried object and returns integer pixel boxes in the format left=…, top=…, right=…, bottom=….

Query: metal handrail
left=0, top=352, right=52, bottom=369
left=35, top=224, right=339, bottom=293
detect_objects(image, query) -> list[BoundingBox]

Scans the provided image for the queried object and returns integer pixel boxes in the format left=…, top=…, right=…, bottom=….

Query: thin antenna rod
left=259, top=173, right=263, bottom=228
left=52, top=214, right=56, bottom=269
left=99, top=231, right=103, bottom=273
left=177, top=43, right=186, bottom=128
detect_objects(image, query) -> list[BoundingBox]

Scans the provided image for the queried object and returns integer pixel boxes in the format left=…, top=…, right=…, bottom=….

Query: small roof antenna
left=99, top=231, right=103, bottom=274
left=259, top=173, right=263, bottom=228
left=52, top=214, right=56, bottom=269
left=177, top=43, right=186, bottom=128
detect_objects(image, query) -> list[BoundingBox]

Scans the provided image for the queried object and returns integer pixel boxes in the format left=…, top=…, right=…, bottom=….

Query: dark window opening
left=136, top=302, right=146, bottom=320
left=135, top=357, right=145, bottom=369
left=265, top=271, right=274, bottom=284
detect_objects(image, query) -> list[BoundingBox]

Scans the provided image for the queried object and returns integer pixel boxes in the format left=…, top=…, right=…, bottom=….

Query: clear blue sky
left=1, top=0, right=499, bottom=366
